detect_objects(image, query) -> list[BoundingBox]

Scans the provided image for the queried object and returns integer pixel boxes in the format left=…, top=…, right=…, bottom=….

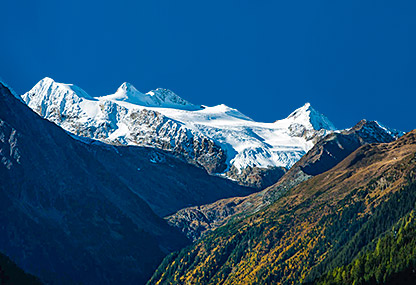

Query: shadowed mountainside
left=0, top=82, right=253, bottom=284
left=0, top=82, right=191, bottom=284
left=0, top=251, right=42, bottom=285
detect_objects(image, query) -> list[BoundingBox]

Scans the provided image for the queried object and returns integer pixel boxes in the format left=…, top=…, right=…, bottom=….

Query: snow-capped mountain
left=167, top=119, right=404, bottom=241
left=101, top=81, right=202, bottom=110
left=22, top=77, right=337, bottom=183
left=22, top=78, right=227, bottom=173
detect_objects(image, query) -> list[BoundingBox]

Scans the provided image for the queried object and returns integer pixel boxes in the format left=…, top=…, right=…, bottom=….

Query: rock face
left=300, top=119, right=402, bottom=176
left=0, top=82, right=254, bottom=284
left=167, top=119, right=403, bottom=241
left=87, top=143, right=254, bottom=217
left=21, top=78, right=338, bottom=187
left=225, top=165, right=287, bottom=189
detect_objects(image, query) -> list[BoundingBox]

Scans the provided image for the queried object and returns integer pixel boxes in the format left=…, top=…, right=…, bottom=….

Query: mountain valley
left=0, top=78, right=413, bottom=285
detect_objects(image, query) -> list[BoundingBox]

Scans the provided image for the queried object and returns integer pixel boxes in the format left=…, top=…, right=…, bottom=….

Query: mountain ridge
left=100, top=81, right=202, bottom=110
left=21, top=77, right=341, bottom=187
left=285, top=102, right=336, bottom=131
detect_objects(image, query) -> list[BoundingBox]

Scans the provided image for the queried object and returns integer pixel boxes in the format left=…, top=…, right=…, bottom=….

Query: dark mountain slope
left=85, top=140, right=254, bottom=217
left=149, top=130, right=416, bottom=284
left=0, top=251, right=41, bottom=285
left=167, top=120, right=400, bottom=241
left=0, top=82, right=191, bottom=284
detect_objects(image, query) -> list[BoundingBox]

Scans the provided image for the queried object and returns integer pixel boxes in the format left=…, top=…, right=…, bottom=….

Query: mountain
left=0, top=251, right=41, bottom=285
left=101, top=82, right=202, bottom=110
left=21, top=77, right=337, bottom=188
left=167, top=119, right=402, bottom=241
left=284, top=102, right=335, bottom=131
left=149, top=129, right=416, bottom=284
left=17, top=78, right=253, bottom=217
left=0, top=81, right=255, bottom=284
left=299, top=119, right=403, bottom=176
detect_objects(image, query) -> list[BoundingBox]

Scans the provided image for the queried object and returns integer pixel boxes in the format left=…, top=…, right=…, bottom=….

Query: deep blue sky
left=1, top=1, right=415, bottom=131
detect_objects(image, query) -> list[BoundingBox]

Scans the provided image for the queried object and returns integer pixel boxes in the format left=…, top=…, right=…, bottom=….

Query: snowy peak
left=145, top=88, right=202, bottom=110
left=19, top=77, right=346, bottom=177
left=21, top=77, right=95, bottom=119
left=20, top=78, right=103, bottom=131
left=23, top=78, right=202, bottom=112
left=22, top=77, right=93, bottom=102
left=285, top=102, right=336, bottom=131
left=99, top=82, right=201, bottom=110
left=100, top=82, right=146, bottom=103
left=116, top=82, right=143, bottom=98
left=119, top=82, right=137, bottom=92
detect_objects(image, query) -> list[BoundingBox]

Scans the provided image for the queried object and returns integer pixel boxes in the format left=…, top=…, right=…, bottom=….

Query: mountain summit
left=24, top=77, right=94, bottom=102
left=100, top=82, right=202, bottom=110
left=285, top=102, right=336, bottom=131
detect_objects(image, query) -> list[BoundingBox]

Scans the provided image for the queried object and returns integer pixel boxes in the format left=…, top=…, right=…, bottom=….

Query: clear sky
left=1, top=0, right=415, bottom=131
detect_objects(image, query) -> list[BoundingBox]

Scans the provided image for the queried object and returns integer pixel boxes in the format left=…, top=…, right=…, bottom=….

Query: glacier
left=21, top=77, right=337, bottom=178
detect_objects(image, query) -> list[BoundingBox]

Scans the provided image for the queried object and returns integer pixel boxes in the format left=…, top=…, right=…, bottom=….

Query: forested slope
left=149, top=130, right=416, bottom=284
